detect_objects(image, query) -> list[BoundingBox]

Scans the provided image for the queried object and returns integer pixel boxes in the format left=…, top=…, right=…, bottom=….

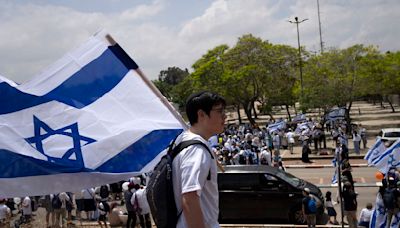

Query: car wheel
left=289, top=206, right=306, bottom=224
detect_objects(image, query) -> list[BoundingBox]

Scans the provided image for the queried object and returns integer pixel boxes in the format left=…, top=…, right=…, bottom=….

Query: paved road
left=288, top=167, right=379, bottom=223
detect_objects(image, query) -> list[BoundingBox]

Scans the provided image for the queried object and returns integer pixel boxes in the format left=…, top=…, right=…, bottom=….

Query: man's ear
left=197, top=109, right=207, bottom=121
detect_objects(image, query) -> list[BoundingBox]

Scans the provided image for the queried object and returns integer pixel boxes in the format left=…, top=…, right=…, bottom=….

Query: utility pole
left=289, top=17, right=308, bottom=97
left=317, top=0, right=324, bottom=53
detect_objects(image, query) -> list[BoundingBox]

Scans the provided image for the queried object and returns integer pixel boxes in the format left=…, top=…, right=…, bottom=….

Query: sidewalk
left=279, top=137, right=368, bottom=168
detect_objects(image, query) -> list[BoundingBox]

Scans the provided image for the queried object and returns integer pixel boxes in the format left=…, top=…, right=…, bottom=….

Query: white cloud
left=0, top=0, right=399, bottom=84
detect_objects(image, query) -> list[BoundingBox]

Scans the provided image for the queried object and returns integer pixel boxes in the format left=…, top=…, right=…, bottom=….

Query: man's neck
left=188, top=126, right=210, bottom=140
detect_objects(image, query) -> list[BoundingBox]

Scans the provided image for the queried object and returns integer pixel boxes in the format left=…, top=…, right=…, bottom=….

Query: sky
left=0, top=0, right=399, bottom=83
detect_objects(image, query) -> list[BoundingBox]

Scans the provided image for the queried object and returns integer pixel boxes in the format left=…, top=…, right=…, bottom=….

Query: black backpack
left=383, top=188, right=396, bottom=210
left=100, top=185, right=110, bottom=199
left=146, top=138, right=213, bottom=228
left=52, top=194, right=62, bottom=209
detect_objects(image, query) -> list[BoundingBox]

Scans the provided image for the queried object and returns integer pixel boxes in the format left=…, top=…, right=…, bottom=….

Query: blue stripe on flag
left=365, top=139, right=383, bottom=161
left=0, top=46, right=137, bottom=115
left=0, top=129, right=182, bottom=178
left=372, top=140, right=400, bottom=165
left=96, top=129, right=183, bottom=172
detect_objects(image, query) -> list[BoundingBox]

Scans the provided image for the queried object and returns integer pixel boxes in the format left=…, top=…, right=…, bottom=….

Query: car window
left=378, top=131, right=383, bottom=137
left=385, top=131, right=400, bottom=138
left=218, top=173, right=259, bottom=190
left=259, top=174, right=280, bottom=190
left=275, top=170, right=301, bottom=187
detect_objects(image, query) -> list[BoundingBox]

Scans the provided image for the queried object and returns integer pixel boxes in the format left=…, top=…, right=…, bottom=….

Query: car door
left=257, top=174, right=294, bottom=221
left=218, top=173, right=263, bottom=221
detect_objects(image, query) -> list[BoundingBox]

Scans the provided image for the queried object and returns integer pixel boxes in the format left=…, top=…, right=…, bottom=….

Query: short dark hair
left=185, top=91, right=226, bottom=125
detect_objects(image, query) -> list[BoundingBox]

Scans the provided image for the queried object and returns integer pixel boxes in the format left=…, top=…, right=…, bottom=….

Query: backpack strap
left=170, top=140, right=214, bottom=160
left=171, top=140, right=214, bottom=181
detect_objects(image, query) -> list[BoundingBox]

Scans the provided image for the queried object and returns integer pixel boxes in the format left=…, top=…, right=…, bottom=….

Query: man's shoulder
left=175, top=131, right=211, bottom=153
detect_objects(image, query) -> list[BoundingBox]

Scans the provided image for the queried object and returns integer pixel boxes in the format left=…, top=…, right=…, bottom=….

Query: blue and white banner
left=295, top=121, right=312, bottom=134
left=0, top=32, right=185, bottom=197
left=364, top=137, right=386, bottom=165
left=267, top=121, right=286, bottom=134
left=372, top=139, right=400, bottom=174
left=292, top=114, right=306, bottom=123
left=325, top=108, right=346, bottom=121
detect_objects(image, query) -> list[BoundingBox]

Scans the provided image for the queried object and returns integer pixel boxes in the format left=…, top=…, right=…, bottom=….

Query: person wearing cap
left=302, top=188, right=316, bottom=227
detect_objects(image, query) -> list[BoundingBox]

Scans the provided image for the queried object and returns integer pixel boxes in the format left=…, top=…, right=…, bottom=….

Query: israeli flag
left=331, top=157, right=338, bottom=184
left=325, top=107, right=346, bottom=121
left=372, top=139, right=400, bottom=174
left=369, top=193, right=387, bottom=228
left=292, top=114, right=306, bottom=123
left=0, top=31, right=185, bottom=197
left=364, top=137, right=386, bottom=164
left=267, top=121, right=286, bottom=134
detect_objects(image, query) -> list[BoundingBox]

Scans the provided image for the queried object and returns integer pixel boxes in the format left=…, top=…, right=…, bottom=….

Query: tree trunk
left=294, top=104, right=298, bottom=116
left=387, top=96, right=396, bottom=113
left=285, top=104, right=292, bottom=122
left=345, top=102, right=353, bottom=135
left=243, top=102, right=256, bottom=126
left=236, top=104, right=242, bottom=124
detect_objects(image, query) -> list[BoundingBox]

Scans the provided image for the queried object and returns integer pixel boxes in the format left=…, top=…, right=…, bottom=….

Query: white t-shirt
left=172, top=131, right=219, bottom=228
left=131, top=188, right=150, bottom=215
left=0, top=204, right=10, bottom=219
left=286, top=132, right=295, bottom=144
left=260, top=150, right=271, bottom=166
left=22, top=197, right=32, bottom=215
left=359, top=208, right=373, bottom=222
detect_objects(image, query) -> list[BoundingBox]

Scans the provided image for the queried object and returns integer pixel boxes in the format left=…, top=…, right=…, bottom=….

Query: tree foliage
left=155, top=34, right=400, bottom=124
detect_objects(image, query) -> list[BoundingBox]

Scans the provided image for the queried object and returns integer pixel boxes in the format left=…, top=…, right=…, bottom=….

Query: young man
left=172, top=91, right=226, bottom=228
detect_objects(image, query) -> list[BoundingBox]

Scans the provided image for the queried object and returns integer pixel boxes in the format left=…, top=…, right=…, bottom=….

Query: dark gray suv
left=218, top=165, right=325, bottom=224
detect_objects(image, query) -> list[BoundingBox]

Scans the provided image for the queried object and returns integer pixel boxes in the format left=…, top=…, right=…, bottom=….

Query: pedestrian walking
left=352, top=131, right=361, bottom=155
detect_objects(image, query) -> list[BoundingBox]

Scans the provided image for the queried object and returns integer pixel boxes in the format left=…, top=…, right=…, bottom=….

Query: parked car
left=378, top=128, right=400, bottom=141
left=218, top=165, right=326, bottom=224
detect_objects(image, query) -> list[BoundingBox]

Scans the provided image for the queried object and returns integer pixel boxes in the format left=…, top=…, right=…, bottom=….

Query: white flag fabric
left=0, top=32, right=185, bottom=197
left=364, top=137, right=386, bottom=164
left=372, top=139, right=400, bottom=174
left=369, top=193, right=387, bottom=228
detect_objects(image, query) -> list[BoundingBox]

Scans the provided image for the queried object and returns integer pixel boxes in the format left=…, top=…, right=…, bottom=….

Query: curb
left=282, top=155, right=365, bottom=161
left=285, top=163, right=368, bottom=169
left=317, top=182, right=382, bottom=188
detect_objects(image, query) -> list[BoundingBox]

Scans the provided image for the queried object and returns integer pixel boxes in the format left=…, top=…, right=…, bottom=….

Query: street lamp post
left=289, top=17, right=308, bottom=97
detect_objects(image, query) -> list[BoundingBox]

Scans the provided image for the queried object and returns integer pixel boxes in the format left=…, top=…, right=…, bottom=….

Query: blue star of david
left=25, top=115, right=96, bottom=166
left=377, top=206, right=385, bottom=215
left=388, top=154, right=396, bottom=167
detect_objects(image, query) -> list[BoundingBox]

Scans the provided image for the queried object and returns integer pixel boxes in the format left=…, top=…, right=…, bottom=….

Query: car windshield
left=275, top=170, right=301, bottom=187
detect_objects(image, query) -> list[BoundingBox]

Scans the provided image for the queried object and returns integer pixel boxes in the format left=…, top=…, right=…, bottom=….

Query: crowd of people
left=0, top=176, right=151, bottom=228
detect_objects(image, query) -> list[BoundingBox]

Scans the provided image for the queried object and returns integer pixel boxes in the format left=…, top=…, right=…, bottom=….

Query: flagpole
left=105, top=34, right=188, bottom=130
left=336, top=151, right=345, bottom=228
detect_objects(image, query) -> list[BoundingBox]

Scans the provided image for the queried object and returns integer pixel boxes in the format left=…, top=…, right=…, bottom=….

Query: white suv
left=378, top=128, right=400, bottom=141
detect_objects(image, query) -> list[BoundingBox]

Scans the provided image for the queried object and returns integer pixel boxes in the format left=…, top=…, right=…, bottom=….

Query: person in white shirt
left=260, top=148, right=271, bottom=166
left=358, top=203, right=373, bottom=227
left=0, top=199, right=11, bottom=227
left=352, top=131, right=361, bottom=155
left=285, top=129, right=295, bottom=154
left=131, top=186, right=151, bottom=228
left=172, top=91, right=226, bottom=228
left=21, top=196, right=32, bottom=221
